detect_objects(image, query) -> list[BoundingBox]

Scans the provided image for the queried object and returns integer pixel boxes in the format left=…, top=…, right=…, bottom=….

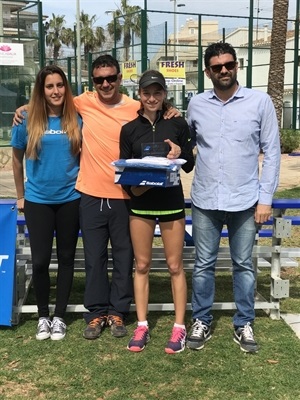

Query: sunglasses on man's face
left=208, top=61, right=236, bottom=74
left=92, top=74, right=119, bottom=85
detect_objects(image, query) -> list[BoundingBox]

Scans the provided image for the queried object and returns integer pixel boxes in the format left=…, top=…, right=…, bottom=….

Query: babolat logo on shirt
left=45, top=129, right=66, bottom=135
left=140, top=180, right=164, bottom=186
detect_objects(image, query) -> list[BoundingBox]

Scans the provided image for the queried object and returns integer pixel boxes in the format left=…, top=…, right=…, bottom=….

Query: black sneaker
left=186, top=319, right=211, bottom=350
left=83, top=316, right=107, bottom=340
left=233, top=322, right=259, bottom=353
left=108, top=315, right=127, bottom=337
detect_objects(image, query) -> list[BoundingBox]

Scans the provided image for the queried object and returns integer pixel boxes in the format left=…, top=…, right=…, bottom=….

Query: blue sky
left=41, top=0, right=299, bottom=30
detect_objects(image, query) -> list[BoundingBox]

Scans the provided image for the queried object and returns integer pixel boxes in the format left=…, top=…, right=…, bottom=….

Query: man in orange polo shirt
left=75, top=55, right=139, bottom=339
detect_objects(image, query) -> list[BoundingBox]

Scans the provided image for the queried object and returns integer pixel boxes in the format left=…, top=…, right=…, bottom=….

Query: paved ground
left=281, top=313, right=300, bottom=339
left=0, top=149, right=300, bottom=337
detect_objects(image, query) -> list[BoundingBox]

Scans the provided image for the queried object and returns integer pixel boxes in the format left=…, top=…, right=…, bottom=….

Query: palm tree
left=94, top=26, right=106, bottom=50
left=79, top=12, right=106, bottom=61
left=61, top=27, right=75, bottom=49
left=267, top=0, right=289, bottom=129
left=106, top=0, right=148, bottom=61
left=45, top=14, right=67, bottom=62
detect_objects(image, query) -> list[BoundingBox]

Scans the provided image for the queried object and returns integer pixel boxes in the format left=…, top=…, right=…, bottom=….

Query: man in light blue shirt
left=186, top=42, right=281, bottom=353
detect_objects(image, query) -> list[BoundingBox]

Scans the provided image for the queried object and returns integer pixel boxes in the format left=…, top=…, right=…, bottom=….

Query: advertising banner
left=0, top=43, right=24, bottom=66
left=122, top=60, right=138, bottom=87
left=0, top=200, right=17, bottom=326
left=159, top=61, right=186, bottom=85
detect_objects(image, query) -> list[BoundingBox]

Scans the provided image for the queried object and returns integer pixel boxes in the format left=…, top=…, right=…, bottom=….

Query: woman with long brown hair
left=11, top=65, right=81, bottom=340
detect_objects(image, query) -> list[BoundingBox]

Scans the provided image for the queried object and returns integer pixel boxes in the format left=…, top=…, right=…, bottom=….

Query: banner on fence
left=0, top=43, right=24, bottom=66
left=159, top=61, right=186, bottom=86
left=122, top=60, right=138, bottom=86
left=0, top=200, right=17, bottom=326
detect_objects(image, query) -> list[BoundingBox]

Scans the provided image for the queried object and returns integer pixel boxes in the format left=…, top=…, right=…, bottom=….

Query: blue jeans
left=191, top=204, right=257, bottom=327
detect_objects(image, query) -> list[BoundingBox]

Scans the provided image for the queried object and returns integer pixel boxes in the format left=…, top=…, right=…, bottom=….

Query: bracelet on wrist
left=17, top=196, right=24, bottom=200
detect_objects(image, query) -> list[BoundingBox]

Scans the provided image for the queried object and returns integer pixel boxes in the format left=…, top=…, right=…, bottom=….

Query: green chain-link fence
left=1, top=4, right=300, bottom=147
left=0, top=0, right=44, bottom=145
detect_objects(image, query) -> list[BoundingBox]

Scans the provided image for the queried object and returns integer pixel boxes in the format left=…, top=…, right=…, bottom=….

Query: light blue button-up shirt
left=187, top=85, right=281, bottom=211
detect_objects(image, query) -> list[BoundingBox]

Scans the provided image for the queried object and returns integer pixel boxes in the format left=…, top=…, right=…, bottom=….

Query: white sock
left=174, top=323, right=186, bottom=330
left=138, top=321, right=148, bottom=327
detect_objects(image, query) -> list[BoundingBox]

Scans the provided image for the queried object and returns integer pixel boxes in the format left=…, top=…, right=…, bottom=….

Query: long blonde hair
left=26, top=65, right=81, bottom=159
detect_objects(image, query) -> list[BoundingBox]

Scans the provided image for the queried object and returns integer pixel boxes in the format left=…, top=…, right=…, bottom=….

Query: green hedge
left=280, top=129, right=300, bottom=153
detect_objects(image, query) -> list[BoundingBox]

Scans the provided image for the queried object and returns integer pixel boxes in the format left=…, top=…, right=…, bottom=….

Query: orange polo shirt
left=74, top=92, right=140, bottom=199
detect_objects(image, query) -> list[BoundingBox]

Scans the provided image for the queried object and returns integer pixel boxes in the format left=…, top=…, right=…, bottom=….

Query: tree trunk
left=267, top=0, right=289, bottom=128
left=123, top=28, right=131, bottom=61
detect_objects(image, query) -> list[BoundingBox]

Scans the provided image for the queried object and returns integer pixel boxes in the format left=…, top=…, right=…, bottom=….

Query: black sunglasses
left=208, top=61, right=236, bottom=74
left=92, top=74, right=119, bottom=84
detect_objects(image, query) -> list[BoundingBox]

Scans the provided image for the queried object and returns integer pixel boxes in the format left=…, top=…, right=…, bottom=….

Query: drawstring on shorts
left=99, top=198, right=112, bottom=212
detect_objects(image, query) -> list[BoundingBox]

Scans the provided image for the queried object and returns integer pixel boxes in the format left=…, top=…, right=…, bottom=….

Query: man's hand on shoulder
left=12, top=105, right=29, bottom=126
left=163, top=106, right=182, bottom=119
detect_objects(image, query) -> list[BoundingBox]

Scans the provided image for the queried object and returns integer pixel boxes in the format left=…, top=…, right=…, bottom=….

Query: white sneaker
left=36, top=317, right=52, bottom=340
left=51, top=317, right=66, bottom=341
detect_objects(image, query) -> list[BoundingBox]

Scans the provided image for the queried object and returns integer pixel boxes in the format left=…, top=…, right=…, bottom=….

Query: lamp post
left=171, top=0, right=177, bottom=60
left=73, top=24, right=78, bottom=93
left=76, top=0, right=81, bottom=95
left=176, top=3, right=185, bottom=61
left=170, top=0, right=185, bottom=107
left=170, top=0, right=185, bottom=61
